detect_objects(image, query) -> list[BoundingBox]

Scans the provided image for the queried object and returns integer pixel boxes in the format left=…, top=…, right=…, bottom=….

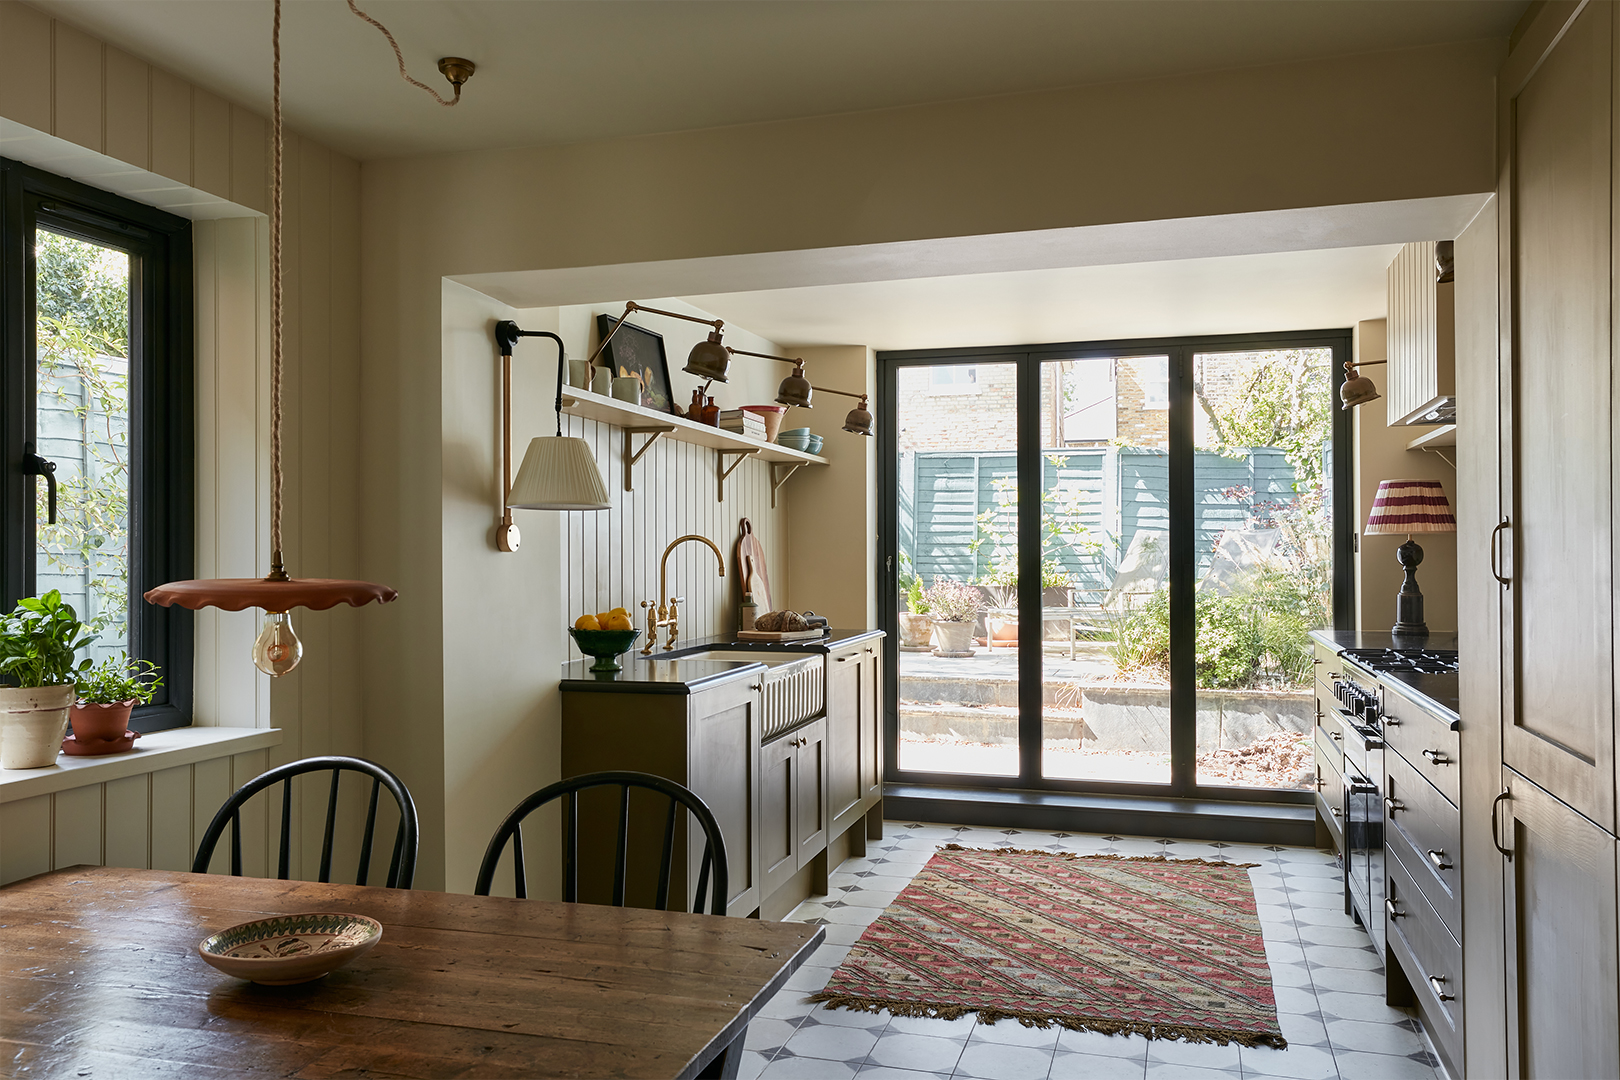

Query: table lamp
left=1364, top=479, right=1456, bottom=640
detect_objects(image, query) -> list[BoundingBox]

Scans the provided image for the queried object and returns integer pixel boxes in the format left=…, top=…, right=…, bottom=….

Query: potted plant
left=897, top=556, right=934, bottom=650
left=69, top=653, right=162, bottom=752
left=923, top=578, right=981, bottom=658
left=0, top=591, right=95, bottom=769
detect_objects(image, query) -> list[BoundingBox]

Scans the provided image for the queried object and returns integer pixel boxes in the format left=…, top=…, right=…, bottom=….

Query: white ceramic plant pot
left=0, top=684, right=77, bottom=769
left=932, top=620, right=976, bottom=656
left=897, top=613, right=934, bottom=649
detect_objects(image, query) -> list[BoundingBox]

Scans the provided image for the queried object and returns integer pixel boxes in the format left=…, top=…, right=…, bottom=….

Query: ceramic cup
left=612, top=377, right=642, bottom=405
left=567, top=359, right=590, bottom=389
left=590, top=367, right=611, bottom=394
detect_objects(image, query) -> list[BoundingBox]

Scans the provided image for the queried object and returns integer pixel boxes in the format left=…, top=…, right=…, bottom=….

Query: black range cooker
left=1329, top=647, right=1460, bottom=954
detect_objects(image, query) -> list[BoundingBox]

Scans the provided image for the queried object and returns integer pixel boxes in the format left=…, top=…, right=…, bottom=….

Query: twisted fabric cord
left=346, top=0, right=463, bottom=106
left=270, top=0, right=284, bottom=565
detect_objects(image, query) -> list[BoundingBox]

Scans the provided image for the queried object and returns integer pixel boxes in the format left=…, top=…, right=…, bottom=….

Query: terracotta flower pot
left=69, top=700, right=136, bottom=743
left=987, top=615, right=1018, bottom=644
left=931, top=619, right=976, bottom=657
left=897, top=612, right=934, bottom=649
left=0, top=684, right=77, bottom=769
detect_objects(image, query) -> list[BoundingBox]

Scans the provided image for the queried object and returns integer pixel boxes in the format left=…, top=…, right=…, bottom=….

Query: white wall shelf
left=560, top=393, right=828, bottom=501
left=1407, top=424, right=1457, bottom=450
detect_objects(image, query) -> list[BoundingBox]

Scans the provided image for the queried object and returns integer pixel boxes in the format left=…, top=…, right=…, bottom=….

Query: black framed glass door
left=880, top=330, right=1352, bottom=802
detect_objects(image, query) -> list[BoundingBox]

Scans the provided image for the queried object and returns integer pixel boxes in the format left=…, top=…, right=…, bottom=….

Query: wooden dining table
left=0, top=866, right=824, bottom=1079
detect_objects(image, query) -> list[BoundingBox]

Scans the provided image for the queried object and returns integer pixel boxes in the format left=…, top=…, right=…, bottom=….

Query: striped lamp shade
left=1365, top=479, right=1456, bottom=535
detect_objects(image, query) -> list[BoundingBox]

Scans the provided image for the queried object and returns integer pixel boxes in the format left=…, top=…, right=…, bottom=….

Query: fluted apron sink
left=681, top=650, right=825, bottom=742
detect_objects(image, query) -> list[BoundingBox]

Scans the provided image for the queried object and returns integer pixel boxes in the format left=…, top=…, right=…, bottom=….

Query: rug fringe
left=938, top=843, right=1260, bottom=869
left=805, top=992, right=1287, bottom=1049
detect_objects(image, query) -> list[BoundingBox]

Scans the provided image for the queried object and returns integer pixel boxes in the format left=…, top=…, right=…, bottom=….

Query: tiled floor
left=742, top=822, right=1443, bottom=1080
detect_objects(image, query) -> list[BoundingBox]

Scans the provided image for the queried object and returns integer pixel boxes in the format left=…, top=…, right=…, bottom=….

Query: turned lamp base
left=1392, top=537, right=1429, bottom=640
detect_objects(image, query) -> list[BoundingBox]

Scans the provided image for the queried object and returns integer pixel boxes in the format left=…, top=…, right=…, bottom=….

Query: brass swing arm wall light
left=1340, top=358, right=1387, bottom=410
left=723, top=347, right=873, bottom=433
left=590, top=301, right=732, bottom=380
left=494, top=320, right=612, bottom=553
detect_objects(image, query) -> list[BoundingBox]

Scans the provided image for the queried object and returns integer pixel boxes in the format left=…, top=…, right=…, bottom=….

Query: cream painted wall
left=0, top=0, right=371, bottom=884
left=361, top=33, right=1501, bottom=894
left=786, top=346, right=878, bottom=630
left=1353, top=320, right=1459, bottom=633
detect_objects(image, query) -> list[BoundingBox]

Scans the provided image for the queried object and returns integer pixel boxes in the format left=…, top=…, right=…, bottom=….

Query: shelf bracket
left=770, top=462, right=804, bottom=508
left=623, top=426, right=675, bottom=492
left=717, top=448, right=760, bottom=503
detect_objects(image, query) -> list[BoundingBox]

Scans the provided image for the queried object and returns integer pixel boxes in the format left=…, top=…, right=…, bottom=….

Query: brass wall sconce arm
left=1340, top=358, right=1387, bottom=411
left=725, top=347, right=814, bottom=408
left=590, top=301, right=732, bottom=382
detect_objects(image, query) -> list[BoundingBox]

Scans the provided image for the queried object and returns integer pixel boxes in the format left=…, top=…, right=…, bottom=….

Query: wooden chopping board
left=737, top=518, right=773, bottom=613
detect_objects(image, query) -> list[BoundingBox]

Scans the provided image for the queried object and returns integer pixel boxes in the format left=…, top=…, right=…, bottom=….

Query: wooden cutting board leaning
left=737, top=518, right=773, bottom=613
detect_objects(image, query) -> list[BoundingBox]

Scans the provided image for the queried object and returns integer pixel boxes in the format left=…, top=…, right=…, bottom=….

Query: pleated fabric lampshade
left=1364, top=479, right=1456, bottom=536
left=508, top=435, right=611, bottom=510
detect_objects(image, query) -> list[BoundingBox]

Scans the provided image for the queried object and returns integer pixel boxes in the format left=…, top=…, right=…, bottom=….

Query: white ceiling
left=683, top=244, right=1402, bottom=352
left=32, top=0, right=1528, bottom=161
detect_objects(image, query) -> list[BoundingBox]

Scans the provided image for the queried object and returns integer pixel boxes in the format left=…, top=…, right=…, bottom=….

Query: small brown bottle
left=701, top=395, right=720, bottom=427
left=688, top=388, right=706, bottom=421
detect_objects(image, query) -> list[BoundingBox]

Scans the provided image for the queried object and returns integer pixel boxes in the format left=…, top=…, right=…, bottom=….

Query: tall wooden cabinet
left=1475, top=4, right=1620, bottom=1075
left=828, top=639, right=882, bottom=838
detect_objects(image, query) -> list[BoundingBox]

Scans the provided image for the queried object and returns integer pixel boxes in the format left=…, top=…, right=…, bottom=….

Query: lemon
left=604, top=613, right=634, bottom=631
left=609, top=607, right=629, bottom=618
left=574, top=614, right=601, bottom=631
left=596, top=612, right=612, bottom=628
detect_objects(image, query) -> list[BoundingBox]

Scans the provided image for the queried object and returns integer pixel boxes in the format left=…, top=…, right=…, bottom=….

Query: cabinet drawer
left=1315, top=740, right=1345, bottom=852
left=1386, top=845, right=1463, bottom=1060
left=1314, top=712, right=1344, bottom=771
left=1384, top=751, right=1460, bottom=938
left=1382, top=689, right=1460, bottom=806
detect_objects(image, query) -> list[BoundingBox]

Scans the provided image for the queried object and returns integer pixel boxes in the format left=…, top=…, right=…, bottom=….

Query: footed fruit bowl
left=198, top=912, right=382, bottom=985
left=569, top=627, right=641, bottom=672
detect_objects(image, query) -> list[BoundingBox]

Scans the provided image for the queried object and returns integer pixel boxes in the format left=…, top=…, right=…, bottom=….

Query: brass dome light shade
left=145, top=0, right=399, bottom=677
left=588, top=302, right=732, bottom=383
left=1339, top=358, right=1386, bottom=410
left=810, top=385, right=874, bottom=436
left=724, top=347, right=814, bottom=407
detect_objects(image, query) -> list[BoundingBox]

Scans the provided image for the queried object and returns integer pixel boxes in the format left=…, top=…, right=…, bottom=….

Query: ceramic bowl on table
left=569, top=627, right=642, bottom=672
left=198, top=912, right=382, bottom=985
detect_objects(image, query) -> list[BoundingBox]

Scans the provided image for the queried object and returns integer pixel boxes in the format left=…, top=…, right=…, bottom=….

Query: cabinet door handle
left=1492, top=788, right=1513, bottom=861
left=1329, top=730, right=1342, bottom=742
left=750, top=683, right=762, bottom=691
left=1421, top=749, right=1450, bottom=765
left=1428, top=975, right=1455, bottom=1001
left=1491, top=519, right=1511, bottom=587
left=1330, top=807, right=1343, bottom=818
left=1383, top=715, right=1401, bottom=727
left=1385, top=898, right=1405, bottom=920
left=836, top=656, right=851, bottom=662
left=1427, top=849, right=1452, bottom=871
left=1384, top=796, right=1404, bottom=815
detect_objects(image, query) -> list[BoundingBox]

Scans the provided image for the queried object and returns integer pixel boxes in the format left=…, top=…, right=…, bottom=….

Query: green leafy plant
left=0, top=590, right=96, bottom=687
left=898, top=552, right=929, bottom=614
left=970, top=463, right=1101, bottom=592
left=75, top=652, right=162, bottom=705
left=922, top=578, right=982, bottom=623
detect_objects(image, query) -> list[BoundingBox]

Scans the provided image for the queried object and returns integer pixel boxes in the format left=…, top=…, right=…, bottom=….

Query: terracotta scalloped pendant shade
left=144, top=578, right=398, bottom=613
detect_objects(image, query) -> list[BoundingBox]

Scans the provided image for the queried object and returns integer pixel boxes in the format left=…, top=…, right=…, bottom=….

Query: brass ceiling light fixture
left=345, top=0, right=476, bottom=106
left=145, top=0, right=412, bottom=675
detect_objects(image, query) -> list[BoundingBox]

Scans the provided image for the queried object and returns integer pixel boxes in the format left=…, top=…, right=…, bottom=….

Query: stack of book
left=717, top=410, right=767, bottom=440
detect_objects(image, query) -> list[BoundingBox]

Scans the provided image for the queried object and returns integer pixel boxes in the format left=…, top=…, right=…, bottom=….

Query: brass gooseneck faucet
left=643, top=535, right=726, bottom=653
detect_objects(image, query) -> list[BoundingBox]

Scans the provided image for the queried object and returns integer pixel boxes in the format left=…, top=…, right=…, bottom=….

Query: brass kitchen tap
left=642, top=534, right=726, bottom=653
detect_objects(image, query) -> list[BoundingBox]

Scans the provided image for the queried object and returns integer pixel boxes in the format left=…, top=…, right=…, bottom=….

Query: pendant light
left=144, top=0, right=404, bottom=675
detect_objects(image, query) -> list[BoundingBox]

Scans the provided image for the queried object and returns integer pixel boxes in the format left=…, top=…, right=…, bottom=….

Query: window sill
left=0, top=727, right=281, bottom=804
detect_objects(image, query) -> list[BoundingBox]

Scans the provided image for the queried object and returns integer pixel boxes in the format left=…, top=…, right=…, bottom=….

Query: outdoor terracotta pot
left=69, top=700, right=136, bottom=744
left=0, top=684, right=77, bottom=769
left=932, top=619, right=976, bottom=656
left=897, top=612, right=934, bottom=649
left=987, top=615, right=1018, bottom=644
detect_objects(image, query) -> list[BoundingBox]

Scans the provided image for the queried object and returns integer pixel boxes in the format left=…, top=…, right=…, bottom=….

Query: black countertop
left=1308, top=629, right=1460, bottom=722
left=561, top=629, right=884, bottom=694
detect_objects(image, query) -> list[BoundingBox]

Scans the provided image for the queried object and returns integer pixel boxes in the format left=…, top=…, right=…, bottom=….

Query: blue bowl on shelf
left=779, top=427, right=812, bottom=438
left=805, top=435, right=824, bottom=455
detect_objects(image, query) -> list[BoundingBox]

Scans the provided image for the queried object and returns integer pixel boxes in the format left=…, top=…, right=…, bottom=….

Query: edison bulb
left=252, top=611, right=303, bottom=676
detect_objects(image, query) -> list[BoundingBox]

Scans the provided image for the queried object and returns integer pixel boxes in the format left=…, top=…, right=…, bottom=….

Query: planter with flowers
left=923, top=578, right=983, bottom=658
left=897, top=562, right=934, bottom=651
left=65, top=654, right=163, bottom=756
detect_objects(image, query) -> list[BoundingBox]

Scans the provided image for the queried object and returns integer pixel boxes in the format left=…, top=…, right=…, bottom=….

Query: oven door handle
left=1348, top=780, right=1379, bottom=795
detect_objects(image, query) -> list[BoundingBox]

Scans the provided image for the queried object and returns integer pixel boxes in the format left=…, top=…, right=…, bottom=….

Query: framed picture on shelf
left=596, top=313, right=677, bottom=415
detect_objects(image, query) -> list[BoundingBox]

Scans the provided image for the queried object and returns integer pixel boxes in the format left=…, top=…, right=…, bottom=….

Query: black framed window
left=880, top=330, right=1352, bottom=803
left=1, top=158, right=193, bottom=731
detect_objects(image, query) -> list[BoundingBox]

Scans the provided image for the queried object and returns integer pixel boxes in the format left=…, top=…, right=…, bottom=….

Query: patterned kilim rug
left=808, top=845, right=1285, bottom=1048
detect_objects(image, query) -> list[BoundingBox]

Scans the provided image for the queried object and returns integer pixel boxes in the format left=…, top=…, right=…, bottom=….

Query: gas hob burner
left=1342, top=648, right=1459, bottom=675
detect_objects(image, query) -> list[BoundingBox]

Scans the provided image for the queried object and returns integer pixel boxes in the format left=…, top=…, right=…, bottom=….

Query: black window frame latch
left=22, top=442, right=57, bottom=525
